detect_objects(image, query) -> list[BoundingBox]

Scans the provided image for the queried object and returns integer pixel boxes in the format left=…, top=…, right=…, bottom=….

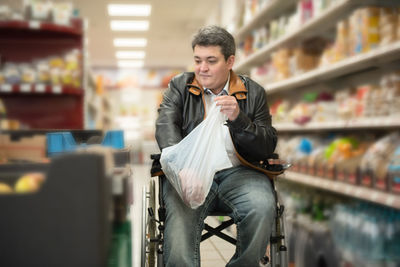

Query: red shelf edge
left=0, top=19, right=82, bottom=36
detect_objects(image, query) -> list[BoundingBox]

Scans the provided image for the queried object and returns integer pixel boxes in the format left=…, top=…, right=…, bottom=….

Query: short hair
left=191, top=25, right=236, bottom=60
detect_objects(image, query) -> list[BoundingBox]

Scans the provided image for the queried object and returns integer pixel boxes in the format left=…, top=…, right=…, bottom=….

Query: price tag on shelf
left=385, top=196, right=395, bottom=207
left=1, top=84, right=12, bottom=92
left=35, top=84, right=46, bottom=93
left=28, top=20, right=41, bottom=29
left=52, top=85, right=62, bottom=94
left=333, top=183, right=340, bottom=191
left=345, top=186, right=352, bottom=194
left=355, top=188, right=362, bottom=197
left=371, top=192, right=378, bottom=201
left=20, top=84, right=31, bottom=93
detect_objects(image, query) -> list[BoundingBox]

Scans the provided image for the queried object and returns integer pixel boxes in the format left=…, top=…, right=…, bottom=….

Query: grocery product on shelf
left=359, top=132, right=400, bottom=189
left=330, top=202, right=400, bottom=265
left=388, top=145, right=400, bottom=194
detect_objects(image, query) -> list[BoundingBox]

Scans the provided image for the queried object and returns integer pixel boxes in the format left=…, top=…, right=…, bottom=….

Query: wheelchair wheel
left=141, top=180, right=157, bottom=267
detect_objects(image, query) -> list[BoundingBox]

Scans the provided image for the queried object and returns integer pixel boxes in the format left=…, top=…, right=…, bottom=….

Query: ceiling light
left=118, top=60, right=144, bottom=68
left=108, top=4, right=151, bottom=16
left=113, top=38, right=147, bottom=47
left=116, top=51, right=146, bottom=59
left=111, top=20, right=149, bottom=31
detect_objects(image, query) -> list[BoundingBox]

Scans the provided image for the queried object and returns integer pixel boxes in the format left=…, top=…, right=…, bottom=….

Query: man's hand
left=215, top=95, right=240, bottom=121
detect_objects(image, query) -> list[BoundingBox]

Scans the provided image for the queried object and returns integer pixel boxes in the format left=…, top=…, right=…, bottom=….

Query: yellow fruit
left=14, top=173, right=45, bottom=193
left=0, top=183, right=13, bottom=194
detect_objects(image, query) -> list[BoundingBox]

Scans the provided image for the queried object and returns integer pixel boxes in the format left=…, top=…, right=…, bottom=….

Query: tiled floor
left=130, top=163, right=236, bottom=267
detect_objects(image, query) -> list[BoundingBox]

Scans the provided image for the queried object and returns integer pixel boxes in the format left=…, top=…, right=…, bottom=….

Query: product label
left=28, top=20, right=41, bottom=29
left=20, top=84, right=31, bottom=93
left=35, top=84, right=46, bottom=93
left=52, top=85, right=62, bottom=94
left=1, top=84, right=12, bottom=92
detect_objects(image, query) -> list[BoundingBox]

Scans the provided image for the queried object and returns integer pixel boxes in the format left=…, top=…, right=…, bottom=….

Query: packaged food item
left=336, top=89, right=357, bottom=120
left=379, top=7, right=398, bottom=45
left=272, top=48, right=291, bottom=81
left=363, top=7, right=380, bottom=51
left=0, top=5, right=12, bottom=21
left=35, top=60, right=51, bottom=84
left=388, top=144, right=400, bottom=194
left=19, top=63, right=36, bottom=83
left=48, top=57, right=64, bottom=85
left=25, top=0, right=52, bottom=21
left=52, top=2, right=73, bottom=26
left=334, top=19, right=349, bottom=61
left=360, top=132, right=400, bottom=190
left=0, top=70, right=4, bottom=84
left=63, top=49, right=81, bottom=87
left=3, top=63, right=21, bottom=84
left=381, top=71, right=400, bottom=117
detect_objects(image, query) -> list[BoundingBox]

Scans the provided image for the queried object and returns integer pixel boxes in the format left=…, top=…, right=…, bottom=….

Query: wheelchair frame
left=141, top=154, right=290, bottom=267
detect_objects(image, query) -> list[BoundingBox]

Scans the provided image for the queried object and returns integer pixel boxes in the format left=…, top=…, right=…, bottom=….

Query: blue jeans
left=162, top=165, right=276, bottom=267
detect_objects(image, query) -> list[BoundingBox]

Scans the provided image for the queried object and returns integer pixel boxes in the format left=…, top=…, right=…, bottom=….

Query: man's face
left=193, top=45, right=234, bottom=92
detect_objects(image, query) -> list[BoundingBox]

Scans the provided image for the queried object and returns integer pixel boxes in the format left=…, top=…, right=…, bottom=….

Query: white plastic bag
left=160, top=103, right=233, bottom=209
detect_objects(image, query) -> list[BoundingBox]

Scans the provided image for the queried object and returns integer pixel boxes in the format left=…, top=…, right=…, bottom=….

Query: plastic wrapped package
left=20, top=64, right=36, bottom=84
left=360, top=132, right=400, bottom=189
left=336, top=89, right=357, bottom=120
left=52, top=2, right=73, bottom=26
left=26, top=0, right=53, bottom=21
left=35, top=60, right=51, bottom=84
left=379, top=7, right=398, bottom=45
left=160, top=104, right=232, bottom=209
left=381, top=71, right=400, bottom=117
left=334, top=19, right=349, bottom=61
left=3, top=63, right=21, bottom=84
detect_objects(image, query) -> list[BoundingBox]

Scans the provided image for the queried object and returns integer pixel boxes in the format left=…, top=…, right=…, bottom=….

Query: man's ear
left=227, top=55, right=235, bottom=69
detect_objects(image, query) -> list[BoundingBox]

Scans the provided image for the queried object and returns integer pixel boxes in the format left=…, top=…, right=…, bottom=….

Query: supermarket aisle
left=130, top=163, right=235, bottom=266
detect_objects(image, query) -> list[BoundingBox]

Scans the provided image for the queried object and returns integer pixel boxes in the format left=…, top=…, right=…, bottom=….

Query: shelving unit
left=267, top=41, right=400, bottom=93
left=234, top=0, right=297, bottom=41
left=234, top=0, right=400, bottom=74
left=231, top=0, right=400, bottom=212
left=282, top=171, right=400, bottom=209
left=0, top=19, right=86, bottom=129
left=275, top=117, right=400, bottom=132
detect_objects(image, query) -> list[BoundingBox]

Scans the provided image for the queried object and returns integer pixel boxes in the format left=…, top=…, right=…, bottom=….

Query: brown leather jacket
left=155, top=70, right=277, bottom=174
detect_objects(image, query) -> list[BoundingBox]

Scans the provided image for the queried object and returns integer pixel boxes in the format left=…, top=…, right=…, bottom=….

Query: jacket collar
left=187, top=70, right=247, bottom=100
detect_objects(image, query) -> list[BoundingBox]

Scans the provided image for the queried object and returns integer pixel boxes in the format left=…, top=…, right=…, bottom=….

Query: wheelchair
left=141, top=153, right=290, bottom=267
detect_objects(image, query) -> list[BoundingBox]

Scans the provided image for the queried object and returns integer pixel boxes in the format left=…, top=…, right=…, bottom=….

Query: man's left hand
left=215, top=95, right=240, bottom=121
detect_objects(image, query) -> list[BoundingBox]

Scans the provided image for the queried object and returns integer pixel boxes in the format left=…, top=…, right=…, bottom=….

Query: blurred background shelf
left=282, top=171, right=400, bottom=209
left=267, top=41, right=400, bottom=93
left=275, top=117, right=400, bottom=132
left=234, top=0, right=297, bottom=41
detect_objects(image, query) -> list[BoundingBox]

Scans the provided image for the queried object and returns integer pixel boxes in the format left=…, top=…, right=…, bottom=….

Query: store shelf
left=0, top=18, right=85, bottom=129
left=266, top=41, right=400, bottom=93
left=275, top=117, right=400, bottom=132
left=0, top=84, right=83, bottom=95
left=0, top=19, right=82, bottom=36
left=234, top=0, right=398, bottom=73
left=234, top=0, right=357, bottom=73
left=234, top=0, right=297, bottom=41
left=282, top=171, right=400, bottom=209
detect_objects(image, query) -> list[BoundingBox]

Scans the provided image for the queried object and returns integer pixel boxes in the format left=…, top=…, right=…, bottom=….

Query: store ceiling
left=4, top=0, right=220, bottom=70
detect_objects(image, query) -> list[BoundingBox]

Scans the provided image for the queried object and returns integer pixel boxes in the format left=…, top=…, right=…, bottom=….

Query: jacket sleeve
left=155, top=79, right=184, bottom=151
left=227, top=83, right=277, bottom=161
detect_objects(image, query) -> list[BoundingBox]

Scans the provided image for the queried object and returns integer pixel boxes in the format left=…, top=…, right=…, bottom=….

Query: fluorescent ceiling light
left=108, top=4, right=151, bottom=16
left=113, top=38, right=147, bottom=47
left=111, top=20, right=149, bottom=31
left=118, top=60, right=144, bottom=68
left=116, top=51, right=146, bottom=59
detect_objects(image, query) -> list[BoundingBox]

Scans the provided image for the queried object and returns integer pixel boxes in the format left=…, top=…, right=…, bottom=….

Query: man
left=155, top=25, right=278, bottom=267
